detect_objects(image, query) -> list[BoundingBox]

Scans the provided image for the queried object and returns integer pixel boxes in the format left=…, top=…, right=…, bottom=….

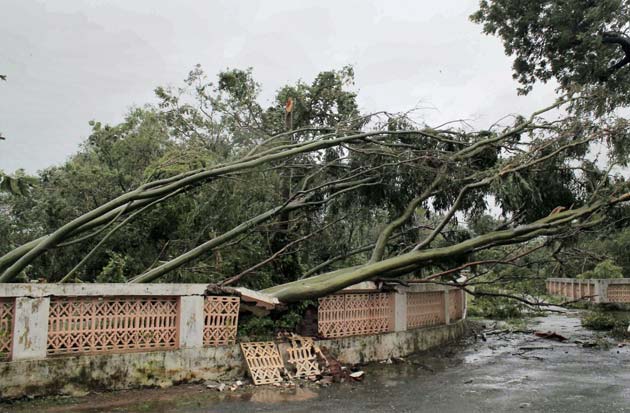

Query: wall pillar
left=593, top=280, right=608, bottom=304
left=178, top=296, right=205, bottom=349
left=443, top=290, right=450, bottom=325
left=597, top=280, right=609, bottom=304
left=11, top=297, right=49, bottom=361
left=393, top=292, right=407, bottom=332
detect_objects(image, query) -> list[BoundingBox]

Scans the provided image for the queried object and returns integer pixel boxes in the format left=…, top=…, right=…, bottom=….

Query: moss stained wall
left=0, top=320, right=468, bottom=400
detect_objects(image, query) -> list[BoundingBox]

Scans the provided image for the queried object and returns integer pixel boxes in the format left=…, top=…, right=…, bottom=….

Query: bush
left=237, top=300, right=315, bottom=340
left=95, top=252, right=129, bottom=282
left=581, top=311, right=618, bottom=330
left=577, top=259, right=624, bottom=279
left=582, top=310, right=630, bottom=338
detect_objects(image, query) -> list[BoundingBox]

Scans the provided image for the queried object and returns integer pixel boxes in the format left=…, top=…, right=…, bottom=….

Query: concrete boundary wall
left=546, top=278, right=630, bottom=303
left=0, top=283, right=465, bottom=362
left=0, top=284, right=243, bottom=362
left=0, top=320, right=468, bottom=399
left=0, top=282, right=468, bottom=399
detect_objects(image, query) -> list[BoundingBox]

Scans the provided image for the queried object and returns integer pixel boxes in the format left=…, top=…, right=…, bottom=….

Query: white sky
left=0, top=0, right=558, bottom=174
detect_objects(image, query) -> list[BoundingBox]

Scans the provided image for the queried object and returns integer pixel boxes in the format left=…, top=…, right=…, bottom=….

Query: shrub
left=577, top=259, right=624, bottom=279
left=468, top=295, right=523, bottom=319
left=581, top=311, right=618, bottom=330
left=582, top=310, right=630, bottom=338
left=237, top=300, right=316, bottom=340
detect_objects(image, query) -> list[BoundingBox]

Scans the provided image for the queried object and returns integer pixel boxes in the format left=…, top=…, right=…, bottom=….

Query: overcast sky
left=0, top=0, right=558, bottom=174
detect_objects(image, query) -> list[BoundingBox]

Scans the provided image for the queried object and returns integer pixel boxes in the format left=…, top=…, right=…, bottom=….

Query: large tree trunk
left=262, top=200, right=621, bottom=302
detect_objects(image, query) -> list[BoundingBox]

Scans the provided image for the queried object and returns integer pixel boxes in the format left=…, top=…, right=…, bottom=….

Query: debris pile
left=286, top=334, right=323, bottom=379
left=233, top=333, right=367, bottom=389
left=534, top=331, right=568, bottom=342
left=205, top=379, right=247, bottom=392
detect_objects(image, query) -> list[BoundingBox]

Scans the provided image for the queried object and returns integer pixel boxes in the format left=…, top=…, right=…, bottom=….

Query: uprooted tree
left=2, top=1, right=630, bottom=305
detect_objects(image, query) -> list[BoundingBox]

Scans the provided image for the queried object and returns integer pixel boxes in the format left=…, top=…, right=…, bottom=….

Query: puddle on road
left=6, top=385, right=321, bottom=413
left=237, top=387, right=318, bottom=403
left=463, top=336, right=522, bottom=364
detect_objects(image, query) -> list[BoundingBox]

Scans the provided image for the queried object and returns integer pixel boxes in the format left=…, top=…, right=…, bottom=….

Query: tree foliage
left=471, top=0, right=630, bottom=113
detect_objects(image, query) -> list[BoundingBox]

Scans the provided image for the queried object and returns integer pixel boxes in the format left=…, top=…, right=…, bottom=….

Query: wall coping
left=0, top=283, right=212, bottom=298
left=335, top=282, right=459, bottom=294
left=546, top=278, right=596, bottom=284
left=404, top=283, right=460, bottom=293
left=0, top=282, right=460, bottom=298
left=0, top=284, right=279, bottom=308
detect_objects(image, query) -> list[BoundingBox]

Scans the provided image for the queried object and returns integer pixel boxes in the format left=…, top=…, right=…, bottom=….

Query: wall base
left=318, top=319, right=468, bottom=365
left=0, top=320, right=468, bottom=400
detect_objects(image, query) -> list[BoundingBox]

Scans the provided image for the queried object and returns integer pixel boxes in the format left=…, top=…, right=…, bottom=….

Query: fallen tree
left=263, top=196, right=629, bottom=302
left=1, top=67, right=629, bottom=307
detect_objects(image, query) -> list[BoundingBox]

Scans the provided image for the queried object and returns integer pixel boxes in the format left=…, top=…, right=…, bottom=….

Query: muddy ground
left=2, top=311, right=629, bottom=413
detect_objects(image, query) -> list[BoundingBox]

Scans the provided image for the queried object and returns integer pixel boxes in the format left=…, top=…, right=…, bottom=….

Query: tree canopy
left=471, top=0, right=630, bottom=113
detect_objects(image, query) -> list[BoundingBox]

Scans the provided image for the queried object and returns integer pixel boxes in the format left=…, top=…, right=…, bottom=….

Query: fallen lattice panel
left=0, top=298, right=14, bottom=361
left=240, top=341, right=285, bottom=385
left=318, top=293, right=394, bottom=338
left=204, top=296, right=240, bottom=346
left=286, top=335, right=321, bottom=379
left=47, top=296, right=178, bottom=355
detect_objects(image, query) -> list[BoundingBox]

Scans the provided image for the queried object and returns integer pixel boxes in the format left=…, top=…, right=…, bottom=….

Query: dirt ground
left=2, top=311, right=630, bottom=413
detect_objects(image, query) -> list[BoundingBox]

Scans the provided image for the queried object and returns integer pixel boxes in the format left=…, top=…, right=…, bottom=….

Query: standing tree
left=471, top=0, right=630, bottom=114
left=469, top=0, right=630, bottom=291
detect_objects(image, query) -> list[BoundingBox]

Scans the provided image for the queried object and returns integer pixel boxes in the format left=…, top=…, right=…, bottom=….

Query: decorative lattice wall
left=47, top=296, right=178, bottom=355
left=318, top=293, right=394, bottom=338
left=607, top=284, right=630, bottom=303
left=547, top=281, right=559, bottom=296
left=407, top=291, right=445, bottom=329
left=547, top=280, right=596, bottom=301
left=584, top=282, right=595, bottom=300
left=448, top=289, right=464, bottom=321
left=0, top=298, right=14, bottom=361
left=203, top=296, right=240, bottom=346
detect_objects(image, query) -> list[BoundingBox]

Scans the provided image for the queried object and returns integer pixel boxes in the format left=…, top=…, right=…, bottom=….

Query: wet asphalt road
left=3, top=312, right=630, bottom=413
